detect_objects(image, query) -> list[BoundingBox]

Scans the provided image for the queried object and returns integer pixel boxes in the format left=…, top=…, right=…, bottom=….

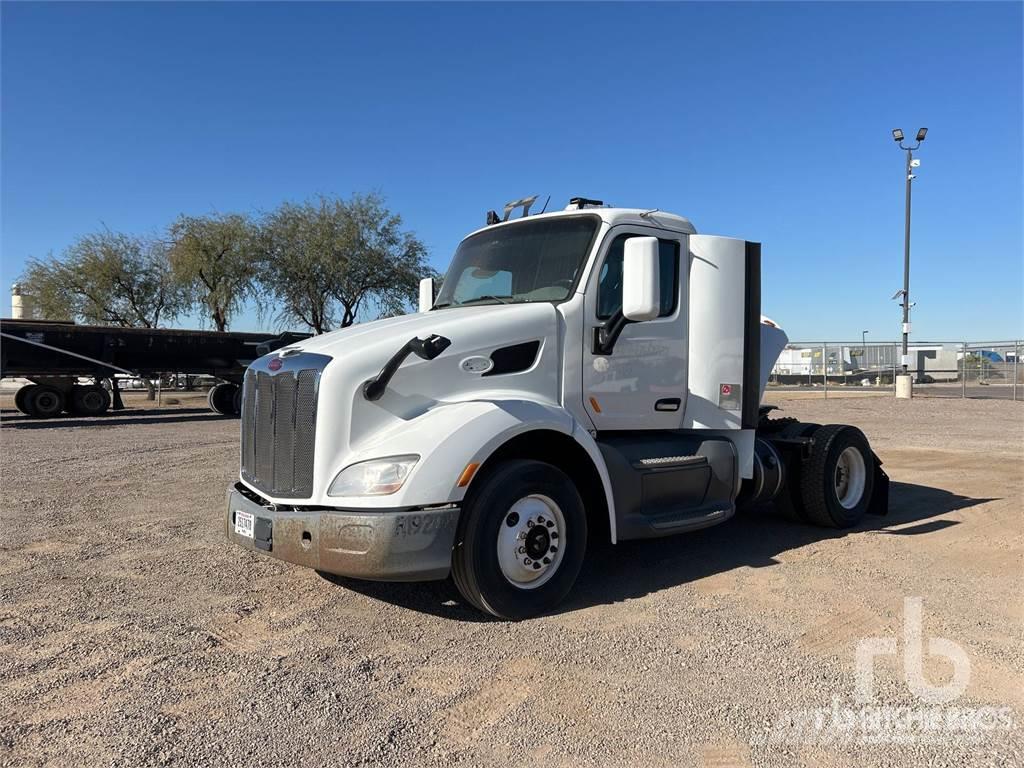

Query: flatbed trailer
left=0, top=319, right=307, bottom=417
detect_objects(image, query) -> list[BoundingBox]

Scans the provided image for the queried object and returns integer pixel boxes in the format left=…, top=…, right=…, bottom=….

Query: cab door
left=581, top=227, right=688, bottom=430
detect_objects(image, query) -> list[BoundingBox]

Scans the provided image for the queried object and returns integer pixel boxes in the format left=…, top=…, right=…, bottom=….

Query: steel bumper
left=225, top=484, right=460, bottom=581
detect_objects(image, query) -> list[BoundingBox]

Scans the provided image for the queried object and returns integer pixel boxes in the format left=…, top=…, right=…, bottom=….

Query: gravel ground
left=1, top=395, right=1021, bottom=767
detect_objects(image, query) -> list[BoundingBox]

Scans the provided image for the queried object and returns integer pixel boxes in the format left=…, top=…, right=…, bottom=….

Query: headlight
left=327, top=455, right=419, bottom=497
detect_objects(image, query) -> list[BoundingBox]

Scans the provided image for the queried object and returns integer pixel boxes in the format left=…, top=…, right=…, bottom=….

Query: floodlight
left=916, top=127, right=928, bottom=142
left=892, top=128, right=904, bottom=142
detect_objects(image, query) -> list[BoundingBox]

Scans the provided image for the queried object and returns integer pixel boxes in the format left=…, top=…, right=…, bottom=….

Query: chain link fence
left=767, top=340, right=1022, bottom=400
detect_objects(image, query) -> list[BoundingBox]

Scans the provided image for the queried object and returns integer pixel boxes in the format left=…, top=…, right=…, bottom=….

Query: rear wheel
left=25, top=385, right=65, bottom=418
left=70, top=384, right=111, bottom=416
left=207, top=383, right=238, bottom=415
left=773, top=422, right=820, bottom=522
left=14, top=385, right=36, bottom=415
left=800, top=425, right=874, bottom=528
left=452, top=460, right=587, bottom=620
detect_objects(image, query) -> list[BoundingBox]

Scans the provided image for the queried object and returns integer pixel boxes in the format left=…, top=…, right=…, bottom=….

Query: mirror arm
left=593, top=310, right=632, bottom=356
left=363, top=334, right=451, bottom=401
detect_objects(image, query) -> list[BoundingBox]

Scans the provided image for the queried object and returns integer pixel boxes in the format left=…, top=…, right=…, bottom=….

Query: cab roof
left=463, top=206, right=697, bottom=242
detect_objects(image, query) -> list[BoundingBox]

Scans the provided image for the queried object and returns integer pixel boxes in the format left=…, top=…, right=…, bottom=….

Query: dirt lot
left=1, top=394, right=1021, bottom=767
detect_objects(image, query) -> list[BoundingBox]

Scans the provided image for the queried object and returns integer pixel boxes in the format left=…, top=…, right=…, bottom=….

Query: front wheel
left=451, top=460, right=587, bottom=620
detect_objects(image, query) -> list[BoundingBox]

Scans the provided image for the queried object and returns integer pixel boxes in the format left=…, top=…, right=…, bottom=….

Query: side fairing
left=760, top=321, right=789, bottom=394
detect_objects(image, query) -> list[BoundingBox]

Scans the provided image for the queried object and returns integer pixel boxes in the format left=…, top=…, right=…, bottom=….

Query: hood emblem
left=268, top=357, right=283, bottom=371
left=460, top=356, right=493, bottom=374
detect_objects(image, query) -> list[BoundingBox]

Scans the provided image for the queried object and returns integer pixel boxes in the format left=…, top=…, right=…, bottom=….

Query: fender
left=335, top=398, right=618, bottom=541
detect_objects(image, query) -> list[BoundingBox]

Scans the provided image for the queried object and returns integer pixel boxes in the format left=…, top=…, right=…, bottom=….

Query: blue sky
left=2, top=1, right=1021, bottom=341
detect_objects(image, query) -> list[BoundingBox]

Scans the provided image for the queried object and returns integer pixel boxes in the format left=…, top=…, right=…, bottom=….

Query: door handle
left=655, top=398, right=680, bottom=412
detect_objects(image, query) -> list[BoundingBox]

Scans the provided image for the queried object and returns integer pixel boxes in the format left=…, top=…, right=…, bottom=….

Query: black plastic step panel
left=596, top=432, right=738, bottom=540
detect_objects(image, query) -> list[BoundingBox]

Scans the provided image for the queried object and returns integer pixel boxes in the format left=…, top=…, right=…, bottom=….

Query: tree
left=21, top=230, right=188, bottom=328
left=258, top=193, right=433, bottom=333
left=336, top=193, right=432, bottom=326
left=168, top=212, right=258, bottom=331
left=257, top=200, right=339, bottom=334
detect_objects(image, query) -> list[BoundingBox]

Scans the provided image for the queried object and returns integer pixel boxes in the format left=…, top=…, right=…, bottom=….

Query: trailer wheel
left=800, top=425, right=875, bottom=528
left=207, top=383, right=238, bottom=416
left=25, top=385, right=65, bottom=418
left=71, top=384, right=111, bottom=416
left=452, top=460, right=587, bottom=620
left=14, top=385, right=37, bottom=415
left=773, top=422, right=819, bottom=522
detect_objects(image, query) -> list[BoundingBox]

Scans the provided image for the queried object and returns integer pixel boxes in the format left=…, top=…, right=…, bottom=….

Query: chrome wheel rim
left=496, top=494, right=565, bottom=590
left=834, top=446, right=867, bottom=509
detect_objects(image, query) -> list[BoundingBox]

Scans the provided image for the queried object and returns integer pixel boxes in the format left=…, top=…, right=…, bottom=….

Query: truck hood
left=260, top=303, right=562, bottom=492
left=284, top=303, right=559, bottom=375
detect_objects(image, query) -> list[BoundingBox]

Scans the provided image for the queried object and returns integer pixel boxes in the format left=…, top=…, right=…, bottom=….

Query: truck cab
left=227, top=199, right=887, bottom=619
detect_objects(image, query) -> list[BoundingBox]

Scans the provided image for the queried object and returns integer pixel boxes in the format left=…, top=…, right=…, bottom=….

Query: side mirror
left=622, top=237, right=660, bottom=321
left=418, top=277, right=437, bottom=313
left=593, top=237, right=662, bottom=355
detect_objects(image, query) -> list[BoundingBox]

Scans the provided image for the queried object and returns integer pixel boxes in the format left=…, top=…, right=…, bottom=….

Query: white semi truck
left=226, top=198, right=888, bottom=619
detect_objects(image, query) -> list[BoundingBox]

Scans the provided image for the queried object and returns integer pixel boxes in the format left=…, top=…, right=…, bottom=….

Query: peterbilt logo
left=460, top=356, right=493, bottom=374
left=268, top=357, right=283, bottom=371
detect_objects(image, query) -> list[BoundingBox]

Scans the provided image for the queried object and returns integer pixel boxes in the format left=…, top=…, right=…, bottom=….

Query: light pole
left=862, top=329, right=869, bottom=368
left=891, top=127, right=927, bottom=396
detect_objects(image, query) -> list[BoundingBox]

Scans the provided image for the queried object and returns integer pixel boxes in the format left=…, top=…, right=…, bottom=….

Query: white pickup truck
left=226, top=197, right=887, bottom=619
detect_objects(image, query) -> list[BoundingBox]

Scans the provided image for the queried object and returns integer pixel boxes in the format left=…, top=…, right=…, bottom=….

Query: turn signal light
left=457, top=463, right=480, bottom=488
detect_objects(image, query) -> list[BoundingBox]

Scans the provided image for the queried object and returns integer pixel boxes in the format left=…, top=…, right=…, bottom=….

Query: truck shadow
left=0, top=407, right=227, bottom=429
left=328, top=481, right=994, bottom=622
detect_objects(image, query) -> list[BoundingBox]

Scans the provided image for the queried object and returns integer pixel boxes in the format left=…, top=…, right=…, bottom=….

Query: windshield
left=433, top=216, right=599, bottom=308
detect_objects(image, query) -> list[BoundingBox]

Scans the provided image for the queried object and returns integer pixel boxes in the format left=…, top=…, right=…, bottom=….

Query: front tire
left=452, top=460, right=587, bottom=620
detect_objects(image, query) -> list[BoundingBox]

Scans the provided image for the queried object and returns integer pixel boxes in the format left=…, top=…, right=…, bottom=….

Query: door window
left=597, top=235, right=679, bottom=319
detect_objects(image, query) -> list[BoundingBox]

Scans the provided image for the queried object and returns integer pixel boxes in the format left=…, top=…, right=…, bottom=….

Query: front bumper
left=225, top=484, right=460, bottom=581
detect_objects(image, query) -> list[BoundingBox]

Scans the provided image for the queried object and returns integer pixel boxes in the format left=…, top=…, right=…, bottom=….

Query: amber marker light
left=457, top=462, right=480, bottom=488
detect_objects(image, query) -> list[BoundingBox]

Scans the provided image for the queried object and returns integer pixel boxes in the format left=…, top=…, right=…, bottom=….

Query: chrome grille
left=240, top=362, right=322, bottom=498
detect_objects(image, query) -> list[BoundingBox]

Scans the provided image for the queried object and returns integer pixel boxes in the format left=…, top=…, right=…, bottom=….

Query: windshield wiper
left=431, top=295, right=514, bottom=310
left=461, top=295, right=514, bottom=305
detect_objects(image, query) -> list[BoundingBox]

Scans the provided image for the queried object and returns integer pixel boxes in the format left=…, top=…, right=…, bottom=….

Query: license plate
left=234, top=510, right=255, bottom=539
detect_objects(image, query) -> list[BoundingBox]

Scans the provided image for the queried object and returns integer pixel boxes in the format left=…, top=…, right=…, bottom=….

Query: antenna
left=538, top=195, right=551, bottom=215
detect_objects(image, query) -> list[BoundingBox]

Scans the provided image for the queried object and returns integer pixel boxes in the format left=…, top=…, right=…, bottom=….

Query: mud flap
left=109, top=377, right=125, bottom=410
left=867, top=452, right=889, bottom=516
